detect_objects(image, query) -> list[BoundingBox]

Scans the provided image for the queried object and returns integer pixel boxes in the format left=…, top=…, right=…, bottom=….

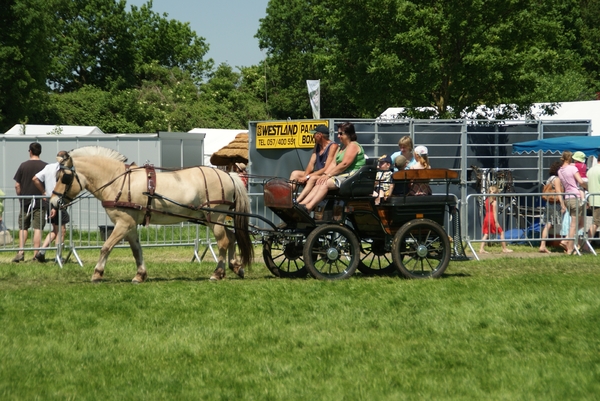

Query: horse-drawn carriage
left=50, top=146, right=464, bottom=283
left=261, top=161, right=464, bottom=280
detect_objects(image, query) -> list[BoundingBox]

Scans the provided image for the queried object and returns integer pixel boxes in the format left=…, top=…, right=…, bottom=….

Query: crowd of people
left=290, top=124, right=436, bottom=213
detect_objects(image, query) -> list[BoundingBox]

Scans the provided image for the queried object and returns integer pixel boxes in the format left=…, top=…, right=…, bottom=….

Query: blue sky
left=127, top=0, right=270, bottom=68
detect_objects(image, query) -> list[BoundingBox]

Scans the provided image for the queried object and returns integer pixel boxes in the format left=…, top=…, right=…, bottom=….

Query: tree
left=129, top=1, right=212, bottom=85
left=256, top=0, right=356, bottom=119
left=0, top=0, right=55, bottom=131
left=48, top=0, right=136, bottom=92
left=257, top=0, right=597, bottom=120
left=198, top=64, right=270, bottom=129
left=48, top=0, right=212, bottom=92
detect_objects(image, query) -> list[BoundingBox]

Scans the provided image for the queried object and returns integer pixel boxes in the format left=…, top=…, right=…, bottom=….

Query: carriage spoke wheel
left=392, top=219, right=451, bottom=279
left=303, top=224, right=360, bottom=280
left=263, top=234, right=309, bottom=278
left=357, top=239, right=396, bottom=276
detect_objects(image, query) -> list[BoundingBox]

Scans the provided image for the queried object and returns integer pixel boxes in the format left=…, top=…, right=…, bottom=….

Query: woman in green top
left=299, top=122, right=365, bottom=211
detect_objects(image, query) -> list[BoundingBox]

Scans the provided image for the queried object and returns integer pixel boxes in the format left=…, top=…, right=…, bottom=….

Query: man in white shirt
left=32, top=151, right=71, bottom=263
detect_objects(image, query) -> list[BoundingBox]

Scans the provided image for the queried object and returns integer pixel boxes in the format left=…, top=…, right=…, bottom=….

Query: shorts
left=333, top=170, right=358, bottom=188
left=565, top=197, right=584, bottom=218
left=593, top=207, right=600, bottom=228
left=49, top=208, right=70, bottom=226
left=18, top=206, right=46, bottom=231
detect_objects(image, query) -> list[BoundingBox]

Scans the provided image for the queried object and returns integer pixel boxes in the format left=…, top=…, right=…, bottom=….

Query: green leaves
left=258, top=0, right=599, bottom=120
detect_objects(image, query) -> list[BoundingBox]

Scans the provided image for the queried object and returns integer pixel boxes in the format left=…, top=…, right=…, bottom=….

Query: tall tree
left=256, top=0, right=356, bottom=119
left=49, top=0, right=136, bottom=92
left=48, top=0, right=212, bottom=92
left=257, top=0, right=596, bottom=120
left=129, top=1, right=212, bottom=85
left=0, top=0, right=55, bottom=131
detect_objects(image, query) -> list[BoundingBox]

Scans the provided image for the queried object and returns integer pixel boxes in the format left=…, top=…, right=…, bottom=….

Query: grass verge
left=0, top=247, right=599, bottom=400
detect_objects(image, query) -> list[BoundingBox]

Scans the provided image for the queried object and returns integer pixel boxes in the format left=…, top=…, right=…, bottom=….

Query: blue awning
left=512, top=136, right=600, bottom=156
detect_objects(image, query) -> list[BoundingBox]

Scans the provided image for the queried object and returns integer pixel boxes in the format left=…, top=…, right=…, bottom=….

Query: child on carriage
left=373, top=155, right=393, bottom=205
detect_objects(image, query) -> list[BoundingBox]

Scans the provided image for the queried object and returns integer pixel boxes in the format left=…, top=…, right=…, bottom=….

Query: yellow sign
left=255, top=120, right=329, bottom=149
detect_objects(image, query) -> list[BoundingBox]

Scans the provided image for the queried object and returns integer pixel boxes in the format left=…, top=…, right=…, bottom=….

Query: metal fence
left=3, top=191, right=598, bottom=266
left=465, top=192, right=599, bottom=260
left=0, top=194, right=219, bottom=267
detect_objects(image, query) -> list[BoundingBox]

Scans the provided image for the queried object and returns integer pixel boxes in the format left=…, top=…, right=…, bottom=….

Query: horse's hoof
left=132, top=272, right=147, bottom=284
left=237, top=268, right=245, bottom=279
left=210, top=268, right=225, bottom=281
left=91, top=273, right=103, bottom=283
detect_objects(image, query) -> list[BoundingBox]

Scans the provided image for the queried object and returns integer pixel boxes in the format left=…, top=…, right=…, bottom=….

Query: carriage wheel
left=303, top=224, right=360, bottom=280
left=391, top=219, right=451, bottom=279
left=262, top=234, right=309, bottom=278
left=357, top=239, right=396, bottom=276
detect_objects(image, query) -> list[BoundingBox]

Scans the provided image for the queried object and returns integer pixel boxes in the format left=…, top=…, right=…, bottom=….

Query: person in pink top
left=557, top=150, right=587, bottom=254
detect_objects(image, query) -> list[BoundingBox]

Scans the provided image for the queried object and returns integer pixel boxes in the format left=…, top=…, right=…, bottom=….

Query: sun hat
left=572, top=151, right=586, bottom=162
left=378, top=155, right=392, bottom=164
left=309, top=125, right=329, bottom=136
left=414, top=145, right=428, bottom=155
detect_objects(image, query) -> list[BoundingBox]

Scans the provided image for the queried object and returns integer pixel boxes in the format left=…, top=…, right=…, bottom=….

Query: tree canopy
left=1, top=0, right=598, bottom=133
left=257, top=0, right=599, bottom=119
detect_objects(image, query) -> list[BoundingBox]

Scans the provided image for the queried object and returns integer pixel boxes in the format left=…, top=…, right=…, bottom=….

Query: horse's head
left=50, top=151, right=84, bottom=208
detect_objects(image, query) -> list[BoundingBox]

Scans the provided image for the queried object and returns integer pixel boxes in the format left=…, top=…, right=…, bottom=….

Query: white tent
left=379, top=100, right=600, bottom=136
left=3, top=124, right=105, bottom=136
left=188, top=128, right=247, bottom=166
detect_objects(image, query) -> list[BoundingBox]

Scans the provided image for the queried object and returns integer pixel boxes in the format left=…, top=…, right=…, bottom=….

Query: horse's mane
left=69, top=146, right=128, bottom=162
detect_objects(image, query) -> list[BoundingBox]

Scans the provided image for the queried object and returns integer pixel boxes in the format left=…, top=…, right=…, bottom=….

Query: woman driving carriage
left=298, top=122, right=365, bottom=212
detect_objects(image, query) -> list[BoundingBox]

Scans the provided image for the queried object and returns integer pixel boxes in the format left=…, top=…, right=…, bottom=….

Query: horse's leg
left=125, top=228, right=147, bottom=284
left=209, top=222, right=229, bottom=281
left=92, top=222, right=131, bottom=283
left=226, top=225, right=244, bottom=278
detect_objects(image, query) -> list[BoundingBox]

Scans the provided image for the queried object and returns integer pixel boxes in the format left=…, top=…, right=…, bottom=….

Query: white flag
left=306, top=80, right=320, bottom=119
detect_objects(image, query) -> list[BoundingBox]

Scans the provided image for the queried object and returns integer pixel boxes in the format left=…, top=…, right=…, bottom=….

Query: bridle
left=52, top=164, right=83, bottom=206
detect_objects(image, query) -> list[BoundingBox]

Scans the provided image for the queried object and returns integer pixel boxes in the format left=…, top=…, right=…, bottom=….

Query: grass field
left=1, top=246, right=599, bottom=400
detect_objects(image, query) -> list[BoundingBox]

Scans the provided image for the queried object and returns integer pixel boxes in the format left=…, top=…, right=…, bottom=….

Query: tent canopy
left=512, top=136, right=600, bottom=156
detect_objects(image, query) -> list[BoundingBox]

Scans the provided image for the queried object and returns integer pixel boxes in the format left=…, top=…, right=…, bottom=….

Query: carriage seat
left=336, top=160, right=378, bottom=198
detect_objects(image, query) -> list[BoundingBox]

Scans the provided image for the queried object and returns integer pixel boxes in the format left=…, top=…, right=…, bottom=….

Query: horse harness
left=100, top=164, right=236, bottom=226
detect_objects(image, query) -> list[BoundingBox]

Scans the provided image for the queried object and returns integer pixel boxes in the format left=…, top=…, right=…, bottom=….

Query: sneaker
left=12, top=253, right=24, bottom=263
left=33, top=253, right=47, bottom=263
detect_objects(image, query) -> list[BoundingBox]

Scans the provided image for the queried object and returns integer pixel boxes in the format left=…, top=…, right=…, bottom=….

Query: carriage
left=260, top=161, right=464, bottom=280
left=50, top=146, right=464, bottom=283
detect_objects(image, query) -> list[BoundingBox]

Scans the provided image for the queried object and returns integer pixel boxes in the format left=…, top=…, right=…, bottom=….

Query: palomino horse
left=49, top=146, right=253, bottom=283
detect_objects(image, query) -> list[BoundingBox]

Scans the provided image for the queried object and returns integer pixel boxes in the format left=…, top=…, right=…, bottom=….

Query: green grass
left=0, top=247, right=599, bottom=400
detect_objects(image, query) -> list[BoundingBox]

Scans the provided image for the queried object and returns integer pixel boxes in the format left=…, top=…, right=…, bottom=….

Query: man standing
left=13, top=142, right=47, bottom=262
left=586, top=158, right=600, bottom=242
left=32, top=151, right=71, bottom=263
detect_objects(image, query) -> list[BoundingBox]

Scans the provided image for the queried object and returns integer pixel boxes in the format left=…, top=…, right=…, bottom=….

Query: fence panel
left=465, top=192, right=598, bottom=260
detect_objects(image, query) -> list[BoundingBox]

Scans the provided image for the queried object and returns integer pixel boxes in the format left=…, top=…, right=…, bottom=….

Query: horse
left=49, top=146, right=253, bottom=283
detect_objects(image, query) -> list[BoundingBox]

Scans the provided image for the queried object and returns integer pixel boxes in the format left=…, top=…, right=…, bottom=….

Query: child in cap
left=572, top=151, right=587, bottom=199
left=373, top=155, right=393, bottom=205
left=408, top=145, right=432, bottom=195
left=411, top=145, right=430, bottom=170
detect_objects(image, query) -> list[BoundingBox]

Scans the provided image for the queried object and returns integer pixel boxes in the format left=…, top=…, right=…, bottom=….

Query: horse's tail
left=231, top=173, right=254, bottom=267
